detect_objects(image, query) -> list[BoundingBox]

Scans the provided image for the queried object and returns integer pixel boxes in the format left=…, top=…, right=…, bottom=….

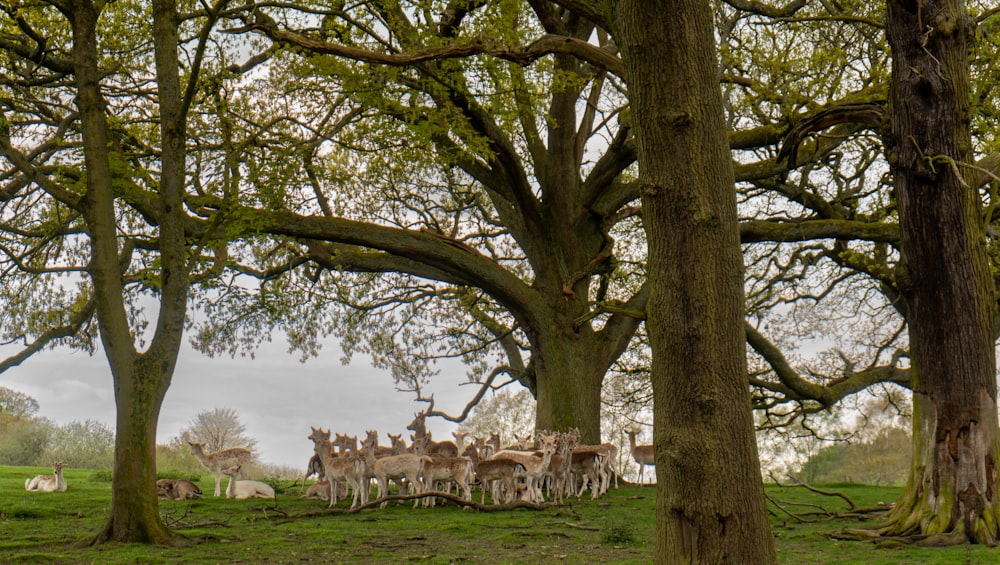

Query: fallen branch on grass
left=766, top=473, right=894, bottom=524
left=288, top=490, right=560, bottom=518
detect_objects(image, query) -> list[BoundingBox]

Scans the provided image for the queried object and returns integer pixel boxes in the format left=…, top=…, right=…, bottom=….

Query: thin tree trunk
left=615, top=0, right=776, bottom=562
left=90, top=360, right=175, bottom=544
left=882, top=0, right=1000, bottom=544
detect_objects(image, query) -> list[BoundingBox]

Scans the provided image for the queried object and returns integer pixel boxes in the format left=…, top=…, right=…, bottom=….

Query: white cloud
left=1, top=337, right=472, bottom=470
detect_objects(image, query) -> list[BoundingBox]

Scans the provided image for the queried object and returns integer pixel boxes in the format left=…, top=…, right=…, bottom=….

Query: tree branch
left=740, top=219, right=899, bottom=244
left=233, top=9, right=623, bottom=77
left=0, top=296, right=97, bottom=374
left=745, top=322, right=912, bottom=407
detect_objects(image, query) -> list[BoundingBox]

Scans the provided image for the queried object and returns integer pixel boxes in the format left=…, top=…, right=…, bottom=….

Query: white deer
left=25, top=462, right=67, bottom=492
left=627, top=429, right=655, bottom=484
left=187, top=440, right=254, bottom=497
left=222, top=465, right=275, bottom=499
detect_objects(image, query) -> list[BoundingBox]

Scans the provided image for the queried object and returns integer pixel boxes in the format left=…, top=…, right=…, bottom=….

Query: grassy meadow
left=1, top=465, right=997, bottom=564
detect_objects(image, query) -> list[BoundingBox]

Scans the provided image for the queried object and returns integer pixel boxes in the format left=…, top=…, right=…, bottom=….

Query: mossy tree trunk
left=881, top=0, right=1000, bottom=544
left=531, top=322, right=605, bottom=443
left=613, top=0, right=777, bottom=562
left=63, top=0, right=191, bottom=544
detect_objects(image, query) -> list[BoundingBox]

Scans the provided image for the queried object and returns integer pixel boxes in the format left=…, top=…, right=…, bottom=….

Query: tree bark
left=881, top=0, right=1000, bottom=544
left=90, top=359, right=175, bottom=544
left=532, top=325, right=604, bottom=443
left=613, top=0, right=776, bottom=562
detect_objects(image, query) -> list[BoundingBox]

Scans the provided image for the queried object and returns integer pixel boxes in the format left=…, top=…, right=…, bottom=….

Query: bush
left=40, top=420, right=114, bottom=469
left=155, top=469, right=202, bottom=482
left=0, top=414, right=53, bottom=466
left=88, top=469, right=113, bottom=482
left=156, top=443, right=207, bottom=476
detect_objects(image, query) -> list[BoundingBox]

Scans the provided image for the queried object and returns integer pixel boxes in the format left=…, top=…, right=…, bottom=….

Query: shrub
left=600, top=519, right=637, bottom=545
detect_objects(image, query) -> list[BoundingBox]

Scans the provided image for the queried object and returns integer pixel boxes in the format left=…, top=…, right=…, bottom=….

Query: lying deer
left=25, top=462, right=67, bottom=492
left=156, top=478, right=203, bottom=500
left=222, top=465, right=275, bottom=499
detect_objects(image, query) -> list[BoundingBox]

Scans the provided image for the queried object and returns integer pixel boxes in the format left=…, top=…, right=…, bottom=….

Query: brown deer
left=627, top=429, right=655, bottom=484
left=406, top=397, right=458, bottom=457
left=156, top=478, right=203, bottom=500
left=187, top=440, right=253, bottom=497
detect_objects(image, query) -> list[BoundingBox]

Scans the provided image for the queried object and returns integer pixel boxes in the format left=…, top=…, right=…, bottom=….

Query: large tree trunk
left=66, top=0, right=190, bottom=545
left=881, top=0, right=1000, bottom=544
left=614, top=1, right=776, bottom=562
left=533, top=328, right=604, bottom=443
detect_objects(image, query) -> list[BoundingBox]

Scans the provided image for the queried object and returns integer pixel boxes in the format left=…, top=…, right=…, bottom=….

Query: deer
left=452, top=431, right=469, bottom=456
left=418, top=455, right=474, bottom=507
left=484, top=432, right=501, bottom=459
left=411, top=436, right=474, bottom=507
left=25, top=462, right=67, bottom=492
left=491, top=431, right=559, bottom=503
left=156, top=478, right=203, bottom=500
left=546, top=431, right=578, bottom=504
left=406, top=398, right=458, bottom=457
left=627, top=428, right=655, bottom=484
left=301, top=453, right=325, bottom=496
left=571, top=450, right=603, bottom=499
left=308, top=427, right=364, bottom=508
left=303, top=479, right=348, bottom=501
left=360, top=429, right=430, bottom=509
left=222, top=465, right=274, bottom=499
left=463, top=443, right=524, bottom=505
left=187, top=440, right=254, bottom=497
left=387, top=432, right=408, bottom=454
left=570, top=428, right=619, bottom=495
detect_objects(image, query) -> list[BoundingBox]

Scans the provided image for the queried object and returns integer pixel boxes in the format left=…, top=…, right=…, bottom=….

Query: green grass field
left=1, top=466, right=996, bottom=564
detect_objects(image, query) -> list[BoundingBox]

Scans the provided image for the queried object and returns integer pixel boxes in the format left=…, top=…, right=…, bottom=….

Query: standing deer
left=307, top=426, right=364, bottom=508
left=188, top=440, right=254, bottom=497
left=627, top=429, right=655, bottom=484
left=463, top=444, right=524, bottom=505
left=25, top=462, right=67, bottom=492
left=361, top=429, right=430, bottom=509
left=491, top=431, right=559, bottom=503
left=406, top=398, right=458, bottom=457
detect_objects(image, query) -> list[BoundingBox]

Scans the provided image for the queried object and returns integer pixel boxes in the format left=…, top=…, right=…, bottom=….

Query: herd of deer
left=21, top=413, right=656, bottom=506
left=297, top=408, right=658, bottom=508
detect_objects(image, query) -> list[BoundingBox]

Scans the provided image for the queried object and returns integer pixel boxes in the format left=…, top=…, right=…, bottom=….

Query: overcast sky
left=1, top=335, right=470, bottom=470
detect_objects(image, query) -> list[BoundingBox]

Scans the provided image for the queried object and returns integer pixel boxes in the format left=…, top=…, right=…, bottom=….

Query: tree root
left=829, top=528, right=973, bottom=548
